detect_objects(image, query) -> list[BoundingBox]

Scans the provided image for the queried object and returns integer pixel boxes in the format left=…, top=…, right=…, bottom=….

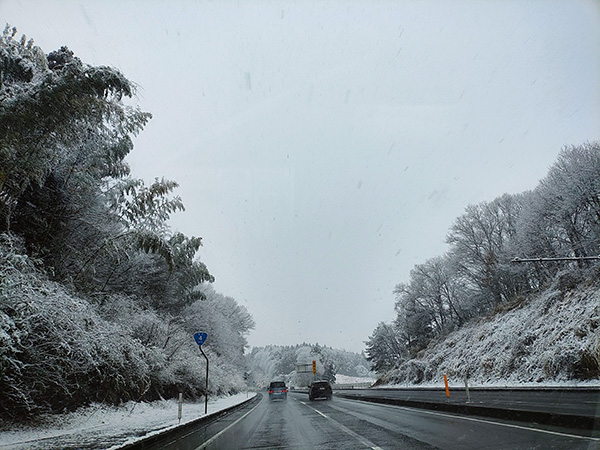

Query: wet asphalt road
left=207, top=391, right=600, bottom=450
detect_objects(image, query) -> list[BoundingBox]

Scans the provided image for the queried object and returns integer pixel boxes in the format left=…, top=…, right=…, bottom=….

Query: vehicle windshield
left=0, top=1, right=598, bottom=449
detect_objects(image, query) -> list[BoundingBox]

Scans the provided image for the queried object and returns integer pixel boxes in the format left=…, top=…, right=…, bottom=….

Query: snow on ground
left=334, top=374, right=375, bottom=386
left=375, top=379, right=600, bottom=389
left=377, top=281, right=600, bottom=388
left=0, top=393, right=256, bottom=450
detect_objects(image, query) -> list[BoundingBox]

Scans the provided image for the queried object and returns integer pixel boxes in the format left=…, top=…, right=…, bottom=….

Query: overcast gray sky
left=3, top=0, right=599, bottom=353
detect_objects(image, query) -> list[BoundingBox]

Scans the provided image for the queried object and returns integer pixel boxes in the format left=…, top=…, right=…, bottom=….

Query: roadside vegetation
left=366, top=142, right=600, bottom=385
left=0, top=27, right=253, bottom=421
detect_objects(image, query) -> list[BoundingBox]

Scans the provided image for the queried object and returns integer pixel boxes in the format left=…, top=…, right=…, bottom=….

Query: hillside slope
left=378, top=271, right=600, bottom=386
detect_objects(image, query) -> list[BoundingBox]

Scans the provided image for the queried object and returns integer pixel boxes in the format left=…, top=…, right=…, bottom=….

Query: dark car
left=309, top=381, right=332, bottom=401
left=268, top=381, right=288, bottom=401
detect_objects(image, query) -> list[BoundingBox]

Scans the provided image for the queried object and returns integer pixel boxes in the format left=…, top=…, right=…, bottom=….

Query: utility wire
left=511, top=256, right=600, bottom=263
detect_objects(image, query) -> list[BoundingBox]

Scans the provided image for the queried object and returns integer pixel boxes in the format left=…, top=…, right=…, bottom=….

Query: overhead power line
left=511, top=256, right=600, bottom=263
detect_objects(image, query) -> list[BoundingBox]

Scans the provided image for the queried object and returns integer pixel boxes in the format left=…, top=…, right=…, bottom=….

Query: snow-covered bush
left=0, top=236, right=150, bottom=418
left=0, top=235, right=253, bottom=420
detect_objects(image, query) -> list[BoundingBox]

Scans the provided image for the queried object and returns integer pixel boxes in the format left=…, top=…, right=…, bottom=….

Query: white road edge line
left=354, top=400, right=600, bottom=442
left=193, top=397, right=262, bottom=450
left=402, top=405, right=600, bottom=441
left=301, top=401, right=383, bottom=450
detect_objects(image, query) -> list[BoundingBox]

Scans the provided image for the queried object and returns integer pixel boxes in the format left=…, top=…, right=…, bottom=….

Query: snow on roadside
left=375, top=379, right=600, bottom=389
left=378, top=282, right=600, bottom=388
left=0, top=393, right=256, bottom=450
left=334, top=374, right=375, bottom=386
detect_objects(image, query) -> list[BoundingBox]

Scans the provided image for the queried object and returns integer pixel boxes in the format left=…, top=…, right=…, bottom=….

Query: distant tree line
left=366, top=141, right=600, bottom=374
left=246, top=343, right=372, bottom=387
left=0, top=26, right=254, bottom=420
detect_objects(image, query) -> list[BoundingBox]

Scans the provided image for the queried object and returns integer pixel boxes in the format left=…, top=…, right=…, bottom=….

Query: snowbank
left=0, top=393, right=256, bottom=450
left=334, top=374, right=376, bottom=386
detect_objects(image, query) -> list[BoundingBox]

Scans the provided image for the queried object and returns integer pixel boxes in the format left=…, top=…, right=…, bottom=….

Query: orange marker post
left=443, top=374, right=450, bottom=398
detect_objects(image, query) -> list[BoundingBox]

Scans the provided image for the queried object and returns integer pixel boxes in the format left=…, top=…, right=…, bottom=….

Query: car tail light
left=269, top=390, right=274, bottom=393
left=282, top=389, right=287, bottom=393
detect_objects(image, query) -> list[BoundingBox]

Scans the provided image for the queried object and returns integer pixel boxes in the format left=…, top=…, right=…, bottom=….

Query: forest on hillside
left=0, top=27, right=254, bottom=420
left=366, top=142, right=600, bottom=384
left=246, top=343, right=372, bottom=388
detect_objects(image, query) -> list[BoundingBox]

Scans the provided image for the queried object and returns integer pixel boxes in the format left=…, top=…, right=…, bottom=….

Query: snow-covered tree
left=365, top=322, right=406, bottom=372
left=246, top=344, right=372, bottom=386
left=1, top=27, right=149, bottom=240
left=446, top=193, right=528, bottom=308
left=518, top=143, right=600, bottom=264
left=0, top=28, right=250, bottom=420
left=372, top=141, right=600, bottom=380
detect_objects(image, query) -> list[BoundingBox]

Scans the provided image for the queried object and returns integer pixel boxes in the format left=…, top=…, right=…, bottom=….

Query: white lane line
left=301, top=401, right=382, bottom=450
left=314, top=408, right=328, bottom=418
left=338, top=398, right=599, bottom=442
left=193, top=398, right=262, bottom=450
left=398, top=405, right=600, bottom=441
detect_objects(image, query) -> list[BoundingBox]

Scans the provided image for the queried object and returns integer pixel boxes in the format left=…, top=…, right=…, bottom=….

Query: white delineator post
left=464, top=376, right=471, bottom=403
left=178, top=392, right=183, bottom=423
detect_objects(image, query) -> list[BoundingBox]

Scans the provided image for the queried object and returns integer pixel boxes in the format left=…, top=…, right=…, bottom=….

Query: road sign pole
left=193, top=332, right=209, bottom=415
left=199, top=345, right=209, bottom=414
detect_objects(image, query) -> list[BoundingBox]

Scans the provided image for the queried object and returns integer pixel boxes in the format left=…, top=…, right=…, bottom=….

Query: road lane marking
left=336, top=397, right=600, bottom=442
left=396, top=405, right=600, bottom=441
left=193, top=397, right=262, bottom=450
left=314, top=408, right=328, bottom=419
left=300, top=401, right=383, bottom=449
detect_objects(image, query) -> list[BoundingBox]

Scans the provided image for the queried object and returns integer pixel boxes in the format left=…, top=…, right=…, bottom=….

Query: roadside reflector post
left=244, top=371, right=250, bottom=398
left=178, top=392, right=183, bottom=423
left=464, top=376, right=471, bottom=403
left=443, top=374, right=450, bottom=398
